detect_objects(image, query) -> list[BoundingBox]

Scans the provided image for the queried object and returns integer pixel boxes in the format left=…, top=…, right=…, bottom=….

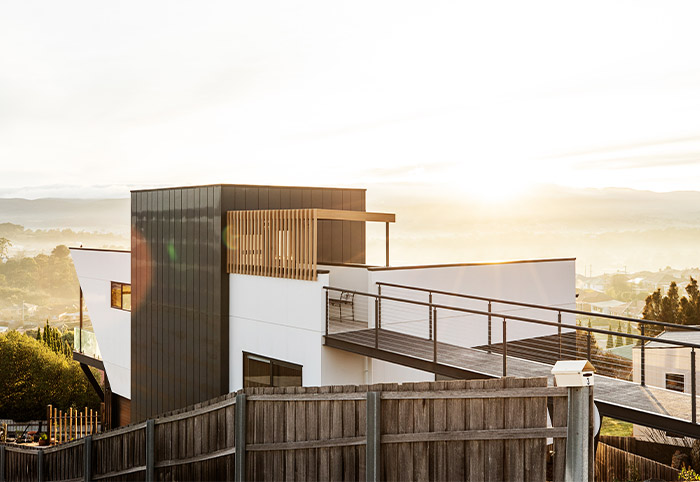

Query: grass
left=600, top=416, right=633, bottom=437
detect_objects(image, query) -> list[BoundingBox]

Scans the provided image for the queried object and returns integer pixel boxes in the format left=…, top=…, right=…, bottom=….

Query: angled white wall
left=70, top=248, right=131, bottom=399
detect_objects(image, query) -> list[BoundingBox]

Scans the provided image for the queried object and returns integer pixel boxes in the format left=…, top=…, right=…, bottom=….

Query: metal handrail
left=324, top=286, right=700, bottom=350
left=375, top=281, right=700, bottom=332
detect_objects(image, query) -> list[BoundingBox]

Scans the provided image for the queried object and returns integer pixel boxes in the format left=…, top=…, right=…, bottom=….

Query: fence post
left=84, top=435, right=92, bottom=482
left=145, top=419, right=155, bottom=481
left=565, top=386, right=592, bottom=482
left=692, top=348, right=697, bottom=424
left=0, top=445, right=5, bottom=482
left=641, top=324, right=646, bottom=386
left=37, top=449, right=44, bottom=482
left=366, top=391, right=381, bottom=482
left=234, top=393, right=247, bottom=482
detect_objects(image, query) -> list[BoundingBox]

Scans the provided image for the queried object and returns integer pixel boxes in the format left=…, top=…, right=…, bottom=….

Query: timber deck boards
left=325, top=324, right=697, bottom=425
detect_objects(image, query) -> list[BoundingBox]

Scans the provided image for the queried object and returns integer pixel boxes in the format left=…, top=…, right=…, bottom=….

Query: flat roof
left=69, top=247, right=130, bottom=254
left=131, top=183, right=366, bottom=193
left=367, top=257, right=576, bottom=271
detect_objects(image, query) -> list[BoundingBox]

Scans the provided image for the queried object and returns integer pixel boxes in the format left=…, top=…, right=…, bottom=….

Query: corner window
left=666, top=373, right=684, bottom=392
left=111, top=282, right=131, bottom=311
left=243, top=352, right=302, bottom=388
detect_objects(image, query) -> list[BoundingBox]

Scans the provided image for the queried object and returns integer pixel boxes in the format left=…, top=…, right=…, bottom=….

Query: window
left=666, top=373, right=685, bottom=392
left=243, top=353, right=302, bottom=388
left=111, top=282, right=131, bottom=311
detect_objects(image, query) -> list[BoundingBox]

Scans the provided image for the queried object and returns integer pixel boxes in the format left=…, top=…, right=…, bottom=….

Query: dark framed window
left=243, top=352, right=302, bottom=388
left=111, top=282, right=132, bottom=311
left=666, top=373, right=685, bottom=392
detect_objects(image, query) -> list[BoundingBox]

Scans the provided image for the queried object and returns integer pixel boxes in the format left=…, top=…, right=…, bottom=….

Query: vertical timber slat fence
left=1, top=377, right=578, bottom=481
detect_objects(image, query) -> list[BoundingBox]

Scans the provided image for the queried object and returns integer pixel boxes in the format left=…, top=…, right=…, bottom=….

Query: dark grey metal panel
left=331, top=190, right=343, bottom=263
left=268, top=187, right=280, bottom=209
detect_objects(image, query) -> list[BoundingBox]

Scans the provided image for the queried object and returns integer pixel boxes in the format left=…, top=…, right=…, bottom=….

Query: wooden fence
left=0, top=376, right=573, bottom=481
left=47, top=406, right=100, bottom=445
left=595, top=441, right=679, bottom=481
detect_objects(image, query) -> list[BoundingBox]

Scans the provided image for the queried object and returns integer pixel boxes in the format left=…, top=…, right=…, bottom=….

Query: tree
left=643, top=279, right=700, bottom=337
left=0, top=237, right=11, bottom=261
left=0, top=331, right=100, bottom=421
left=606, top=332, right=614, bottom=349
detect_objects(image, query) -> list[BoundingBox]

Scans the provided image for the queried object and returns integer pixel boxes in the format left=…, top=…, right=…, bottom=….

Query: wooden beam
left=315, top=209, right=395, bottom=223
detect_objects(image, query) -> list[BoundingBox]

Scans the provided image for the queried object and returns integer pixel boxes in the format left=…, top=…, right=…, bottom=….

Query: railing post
left=374, top=298, right=379, bottom=350
left=37, top=449, right=44, bottom=482
left=502, top=317, right=507, bottom=377
left=692, top=348, right=697, bottom=424
left=487, top=301, right=492, bottom=354
left=234, top=393, right=247, bottom=482
left=325, top=289, right=329, bottom=336
left=586, top=332, right=591, bottom=361
left=366, top=391, right=381, bottom=482
left=377, top=285, right=382, bottom=331
left=558, top=311, right=562, bottom=360
left=641, top=324, right=646, bottom=387
left=0, top=445, right=5, bottom=482
left=145, top=419, right=154, bottom=481
left=84, top=435, right=92, bottom=482
left=433, top=308, right=438, bottom=364
left=428, top=292, right=433, bottom=341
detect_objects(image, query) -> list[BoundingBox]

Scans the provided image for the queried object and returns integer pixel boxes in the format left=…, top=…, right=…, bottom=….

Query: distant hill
left=2, top=186, right=700, bottom=274
left=0, top=198, right=130, bottom=233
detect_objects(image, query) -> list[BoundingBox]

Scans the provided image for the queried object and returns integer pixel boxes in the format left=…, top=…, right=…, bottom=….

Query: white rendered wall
left=367, top=259, right=577, bottom=349
left=70, top=248, right=131, bottom=399
left=229, top=273, right=329, bottom=392
left=633, top=346, right=697, bottom=393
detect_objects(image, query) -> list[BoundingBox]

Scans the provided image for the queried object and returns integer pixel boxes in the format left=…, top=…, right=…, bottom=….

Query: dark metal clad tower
left=130, top=184, right=365, bottom=422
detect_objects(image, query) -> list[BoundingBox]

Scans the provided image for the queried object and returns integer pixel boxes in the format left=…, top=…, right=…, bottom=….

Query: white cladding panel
left=228, top=273, right=329, bottom=392
left=368, top=259, right=576, bottom=348
left=70, top=249, right=131, bottom=398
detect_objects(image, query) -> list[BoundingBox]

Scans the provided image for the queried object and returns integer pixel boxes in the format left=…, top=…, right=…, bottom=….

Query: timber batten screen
left=226, top=208, right=395, bottom=281
left=227, top=209, right=318, bottom=281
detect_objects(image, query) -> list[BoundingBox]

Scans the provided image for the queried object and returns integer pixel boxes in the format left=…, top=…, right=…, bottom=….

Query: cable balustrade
left=324, top=284, right=700, bottom=426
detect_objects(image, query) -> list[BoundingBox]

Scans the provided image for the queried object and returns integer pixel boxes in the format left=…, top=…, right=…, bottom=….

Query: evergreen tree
left=35, top=328, right=41, bottom=341
left=606, top=332, right=614, bottom=349
left=615, top=334, right=623, bottom=347
left=626, top=322, right=633, bottom=345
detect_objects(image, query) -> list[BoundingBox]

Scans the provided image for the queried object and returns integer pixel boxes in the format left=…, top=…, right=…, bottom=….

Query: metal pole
left=79, top=287, right=83, bottom=353
left=0, top=446, right=5, bottom=482
left=234, top=393, right=247, bottom=482
left=558, top=311, right=562, bottom=360
left=428, top=292, right=433, bottom=341
left=145, top=419, right=154, bottom=481
left=377, top=285, right=382, bottom=332
left=366, top=392, right=381, bottom=482
left=385, top=222, right=389, bottom=267
left=692, top=348, right=697, bottom=424
left=565, top=386, right=592, bottom=482
left=488, top=301, right=492, bottom=354
left=641, top=324, right=646, bottom=387
left=325, top=290, right=329, bottom=336
left=433, top=308, right=438, bottom=364
left=502, top=317, right=507, bottom=377
left=586, top=332, right=591, bottom=361
left=374, top=298, right=379, bottom=349
left=84, top=435, right=92, bottom=482
left=37, top=449, right=44, bottom=482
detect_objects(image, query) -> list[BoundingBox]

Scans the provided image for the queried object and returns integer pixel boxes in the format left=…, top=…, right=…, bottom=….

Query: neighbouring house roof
left=606, top=344, right=634, bottom=360
left=642, top=328, right=700, bottom=348
left=577, top=289, right=613, bottom=303
left=589, top=300, right=626, bottom=309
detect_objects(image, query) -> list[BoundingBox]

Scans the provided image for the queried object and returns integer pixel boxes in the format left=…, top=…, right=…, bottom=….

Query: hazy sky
left=2, top=1, right=700, bottom=199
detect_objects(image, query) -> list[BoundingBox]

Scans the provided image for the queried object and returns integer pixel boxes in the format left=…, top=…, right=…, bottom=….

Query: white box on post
left=551, top=360, right=595, bottom=387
